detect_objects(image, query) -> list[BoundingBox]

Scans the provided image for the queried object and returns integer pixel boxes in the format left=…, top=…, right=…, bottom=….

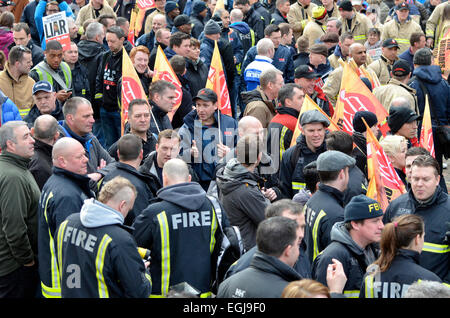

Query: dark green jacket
left=0, top=151, right=40, bottom=277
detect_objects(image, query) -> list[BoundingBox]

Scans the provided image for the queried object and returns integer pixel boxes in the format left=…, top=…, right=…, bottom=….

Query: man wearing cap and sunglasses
left=368, top=38, right=400, bottom=85
left=373, top=58, right=418, bottom=112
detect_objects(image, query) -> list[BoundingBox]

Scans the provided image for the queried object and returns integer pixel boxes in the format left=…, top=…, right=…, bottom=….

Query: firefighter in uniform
left=133, top=158, right=225, bottom=297
left=38, top=137, right=94, bottom=298
left=338, top=0, right=373, bottom=45
left=304, top=150, right=355, bottom=264
left=368, top=38, right=400, bottom=85
left=425, top=1, right=450, bottom=48
left=312, top=195, right=384, bottom=298
left=381, top=3, right=423, bottom=55
left=383, top=155, right=450, bottom=285
left=56, top=177, right=152, bottom=298
left=267, top=83, right=305, bottom=162
left=360, top=214, right=442, bottom=298
left=278, top=110, right=328, bottom=199
left=288, top=0, right=317, bottom=41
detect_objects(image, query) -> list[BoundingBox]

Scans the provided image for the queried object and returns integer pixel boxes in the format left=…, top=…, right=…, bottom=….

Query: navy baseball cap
left=32, top=81, right=54, bottom=95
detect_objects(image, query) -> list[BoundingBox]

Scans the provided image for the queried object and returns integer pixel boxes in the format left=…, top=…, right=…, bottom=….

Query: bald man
left=133, top=157, right=226, bottom=297
left=323, top=42, right=379, bottom=106
left=38, top=137, right=95, bottom=298
left=29, top=115, right=60, bottom=190
left=212, top=116, right=280, bottom=201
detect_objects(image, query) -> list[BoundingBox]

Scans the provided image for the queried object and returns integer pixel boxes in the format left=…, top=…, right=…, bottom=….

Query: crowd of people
left=0, top=0, right=449, bottom=300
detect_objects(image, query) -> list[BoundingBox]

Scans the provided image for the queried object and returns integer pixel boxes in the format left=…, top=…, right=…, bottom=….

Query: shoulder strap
left=36, top=61, right=69, bottom=91
left=415, top=77, right=437, bottom=119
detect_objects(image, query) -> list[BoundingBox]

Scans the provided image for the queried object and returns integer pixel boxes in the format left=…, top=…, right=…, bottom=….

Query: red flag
left=121, top=47, right=147, bottom=135
left=364, top=118, right=406, bottom=210
left=419, top=95, right=435, bottom=158
left=152, top=45, right=183, bottom=122
left=333, top=62, right=389, bottom=136
left=206, top=41, right=232, bottom=116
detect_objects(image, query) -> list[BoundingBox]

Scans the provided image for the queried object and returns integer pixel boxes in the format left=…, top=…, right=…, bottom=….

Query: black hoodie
left=133, top=182, right=225, bottom=296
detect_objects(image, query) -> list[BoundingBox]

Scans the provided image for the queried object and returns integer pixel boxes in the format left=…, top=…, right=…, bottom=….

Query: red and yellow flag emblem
left=206, top=41, right=232, bottom=116
left=121, top=47, right=147, bottom=135
left=152, top=45, right=183, bottom=121
left=333, top=62, right=389, bottom=136
left=419, top=95, right=435, bottom=158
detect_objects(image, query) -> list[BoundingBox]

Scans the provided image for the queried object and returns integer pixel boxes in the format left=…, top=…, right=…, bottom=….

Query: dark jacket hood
left=330, top=221, right=365, bottom=256
left=413, top=65, right=443, bottom=85
left=241, top=87, right=266, bottom=105
left=157, top=182, right=207, bottom=210
left=229, top=21, right=251, bottom=34
left=77, top=40, right=106, bottom=60
left=216, top=158, right=263, bottom=195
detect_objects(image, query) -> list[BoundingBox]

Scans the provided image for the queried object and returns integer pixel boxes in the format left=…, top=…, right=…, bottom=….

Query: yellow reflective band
left=292, top=182, right=306, bottom=190
left=95, top=93, right=103, bottom=99
left=312, top=210, right=326, bottom=261
left=41, top=282, right=61, bottom=298
left=343, top=290, right=360, bottom=298
left=443, top=283, right=450, bottom=288
left=150, top=294, right=165, bottom=298
left=42, top=192, right=61, bottom=296
left=353, top=35, right=367, bottom=40
left=209, top=205, right=218, bottom=254
left=394, top=38, right=409, bottom=44
left=364, top=275, right=374, bottom=298
left=19, top=108, right=30, bottom=118
left=57, top=220, right=68, bottom=277
left=96, top=234, right=112, bottom=298
left=422, top=242, right=450, bottom=254
left=157, top=211, right=171, bottom=297
left=426, top=30, right=434, bottom=37
left=280, top=126, right=288, bottom=161
left=200, top=292, right=212, bottom=298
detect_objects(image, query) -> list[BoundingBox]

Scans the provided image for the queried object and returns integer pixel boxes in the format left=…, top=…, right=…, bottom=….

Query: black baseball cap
left=392, top=59, right=411, bottom=76
left=387, top=106, right=421, bottom=134
left=382, top=38, right=400, bottom=49
left=193, top=88, right=218, bottom=103
left=339, top=0, right=353, bottom=11
left=294, top=65, right=319, bottom=79
left=396, top=2, right=409, bottom=10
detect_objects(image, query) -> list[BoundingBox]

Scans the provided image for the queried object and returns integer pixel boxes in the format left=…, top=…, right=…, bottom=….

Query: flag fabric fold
left=152, top=45, right=183, bottom=121
left=363, top=118, right=406, bottom=211
left=205, top=40, right=232, bottom=117
left=121, top=47, right=147, bottom=135
left=290, top=94, right=340, bottom=147
left=332, top=62, right=389, bottom=136
left=419, top=95, right=435, bottom=158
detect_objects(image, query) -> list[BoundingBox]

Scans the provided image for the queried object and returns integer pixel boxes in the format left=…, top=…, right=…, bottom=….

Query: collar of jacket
left=396, top=248, right=421, bottom=264
left=52, top=166, right=93, bottom=194
left=297, top=132, right=327, bottom=154
left=318, top=183, right=345, bottom=207
left=408, top=185, right=446, bottom=209
left=275, top=106, right=299, bottom=118
left=61, top=121, right=93, bottom=150
left=380, top=54, right=397, bottom=65
left=150, top=100, right=168, bottom=117
left=33, top=138, right=53, bottom=157
left=114, top=161, right=156, bottom=185
left=387, top=77, right=416, bottom=93
left=0, top=150, right=32, bottom=168
left=250, top=250, right=302, bottom=281
left=4, top=62, right=28, bottom=83
left=257, top=86, right=277, bottom=113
